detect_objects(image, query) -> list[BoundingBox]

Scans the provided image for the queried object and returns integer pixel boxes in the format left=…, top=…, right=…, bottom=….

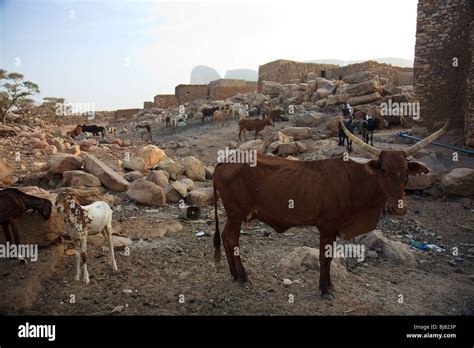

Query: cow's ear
left=407, top=161, right=429, bottom=176
left=365, top=159, right=380, bottom=175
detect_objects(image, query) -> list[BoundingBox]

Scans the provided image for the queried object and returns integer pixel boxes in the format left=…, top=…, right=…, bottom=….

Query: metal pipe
left=397, top=131, right=474, bottom=155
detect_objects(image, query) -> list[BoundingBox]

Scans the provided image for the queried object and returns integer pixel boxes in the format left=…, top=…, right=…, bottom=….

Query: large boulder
left=344, top=79, right=381, bottom=97
left=62, top=170, right=101, bottom=187
left=126, top=179, right=166, bottom=207
left=157, top=158, right=185, bottom=178
left=347, top=92, right=382, bottom=106
left=382, top=83, right=402, bottom=96
left=123, top=157, right=146, bottom=172
left=137, top=145, right=167, bottom=168
left=354, top=230, right=415, bottom=263
left=273, top=131, right=292, bottom=144
left=343, top=71, right=376, bottom=84
left=315, top=77, right=335, bottom=91
left=262, top=81, right=282, bottom=97
left=405, top=172, right=437, bottom=191
left=179, top=178, right=195, bottom=192
left=281, top=127, right=312, bottom=140
left=293, top=112, right=324, bottom=127
left=238, top=139, right=266, bottom=154
left=277, top=142, right=300, bottom=155
left=186, top=187, right=214, bottom=207
left=164, top=180, right=188, bottom=203
left=47, top=154, right=83, bottom=174
left=182, top=156, right=206, bottom=181
left=324, top=117, right=339, bottom=136
left=146, top=170, right=169, bottom=188
left=279, top=246, right=347, bottom=277
left=441, top=168, right=474, bottom=197
left=314, top=88, right=330, bottom=100
left=0, top=187, right=65, bottom=246
left=83, top=153, right=129, bottom=192
left=123, top=171, right=143, bottom=182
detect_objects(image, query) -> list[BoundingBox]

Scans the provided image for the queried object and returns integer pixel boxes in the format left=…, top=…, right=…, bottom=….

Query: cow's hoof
left=321, top=292, right=335, bottom=301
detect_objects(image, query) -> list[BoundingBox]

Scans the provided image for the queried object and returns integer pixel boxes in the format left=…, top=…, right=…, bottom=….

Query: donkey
left=55, top=193, right=118, bottom=284
left=0, top=188, right=52, bottom=245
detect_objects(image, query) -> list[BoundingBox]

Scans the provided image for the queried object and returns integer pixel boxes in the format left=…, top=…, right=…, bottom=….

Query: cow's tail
left=213, top=179, right=221, bottom=266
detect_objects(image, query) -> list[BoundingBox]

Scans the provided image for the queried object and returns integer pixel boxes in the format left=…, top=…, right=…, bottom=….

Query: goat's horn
left=338, top=116, right=381, bottom=157
left=404, top=120, right=449, bottom=157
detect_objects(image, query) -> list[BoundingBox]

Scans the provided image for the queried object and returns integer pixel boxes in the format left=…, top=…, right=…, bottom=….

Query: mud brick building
left=143, top=101, right=154, bottom=109
left=175, top=84, right=208, bottom=104
left=208, top=79, right=257, bottom=100
left=114, top=108, right=141, bottom=120
left=153, top=94, right=178, bottom=109
left=414, top=0, right=473, bottom=147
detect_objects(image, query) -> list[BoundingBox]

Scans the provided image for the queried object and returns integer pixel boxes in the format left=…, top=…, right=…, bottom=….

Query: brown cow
left=213, top=118, right=448, bottom=299
left=67, top=125, right=82, bottom=138
left=238, top=117, right=273, bottom=141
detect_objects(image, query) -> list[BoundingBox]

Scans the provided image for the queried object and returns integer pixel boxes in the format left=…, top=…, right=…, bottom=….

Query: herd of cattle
left=66, top=101, right=384, bottom=151
left=0, top=101, right=449, bottom=299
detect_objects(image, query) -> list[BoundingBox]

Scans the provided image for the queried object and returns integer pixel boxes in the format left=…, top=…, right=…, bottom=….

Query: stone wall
left=258, top=60, right=338, bottom=92
left=114, top=108, right=141, bottom=120
left=414, top=0, right=472, bottom=146
left=175, top=84, right=208, bottom=104
left=208, top=79, right=257, bottom=100
left=153, top=94, right=178, bottom=109
left=329, top=61, right=413, bottom=85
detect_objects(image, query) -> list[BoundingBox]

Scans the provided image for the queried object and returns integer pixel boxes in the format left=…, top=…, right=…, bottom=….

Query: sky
left=0, top=0, right=418, bottom=111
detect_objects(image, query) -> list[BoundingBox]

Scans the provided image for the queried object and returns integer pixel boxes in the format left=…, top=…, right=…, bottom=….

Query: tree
left=39, top=97, right=72, bottom=123
left=14, top=98, right=40, bottom=122
left=0, top=70, right=40, bottom=125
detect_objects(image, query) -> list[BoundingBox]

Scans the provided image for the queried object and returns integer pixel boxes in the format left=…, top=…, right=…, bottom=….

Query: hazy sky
left=0, top=0, right=418, bottom=111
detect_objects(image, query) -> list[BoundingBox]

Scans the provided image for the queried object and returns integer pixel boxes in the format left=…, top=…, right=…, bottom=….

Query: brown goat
left=238, top=117, right=273, bottom=141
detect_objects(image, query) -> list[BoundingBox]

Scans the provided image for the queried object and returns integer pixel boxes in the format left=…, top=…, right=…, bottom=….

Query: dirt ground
left=1, top=117, right=473, bottom=315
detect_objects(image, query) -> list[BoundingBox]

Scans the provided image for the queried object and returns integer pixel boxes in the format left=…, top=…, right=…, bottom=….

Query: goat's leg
left=370, top=132, right=374, bottom=146
left=105, top=224, right=118, bottom=271
left=80, top=235, right=90, bottom=284
left=74, top=238, right=81, bottom=281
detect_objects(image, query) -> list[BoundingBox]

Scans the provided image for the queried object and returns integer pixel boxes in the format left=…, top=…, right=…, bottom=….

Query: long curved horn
left=338, top=116, right=381, bottom=157
left=404, top=120, right=449, bottom=157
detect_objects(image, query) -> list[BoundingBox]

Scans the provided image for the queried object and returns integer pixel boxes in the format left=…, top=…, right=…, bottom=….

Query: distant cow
left=212, top=119, right=448, bottom=299
left=67, top=125, right=83, bottom=139
left=238, top=117, right=273, bottom=141
left=202, top=107, right=219, bottom=122
left=81, top=125, right=106, bottom=138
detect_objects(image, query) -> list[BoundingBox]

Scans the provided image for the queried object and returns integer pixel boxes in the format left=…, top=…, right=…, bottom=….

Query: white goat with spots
left=56, top=193, right=117, bottom=284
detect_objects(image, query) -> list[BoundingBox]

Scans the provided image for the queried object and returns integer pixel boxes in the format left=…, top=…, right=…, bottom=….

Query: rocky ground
left=0, top=106, right=473, bottom=316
